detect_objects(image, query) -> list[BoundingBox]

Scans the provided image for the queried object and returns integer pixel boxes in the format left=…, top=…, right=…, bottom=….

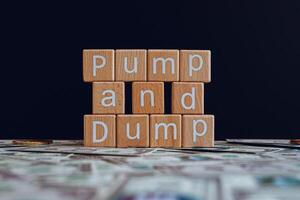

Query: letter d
left=181, top=87, right=196, bottom=110
left=92, top=121, right=108, bottom=143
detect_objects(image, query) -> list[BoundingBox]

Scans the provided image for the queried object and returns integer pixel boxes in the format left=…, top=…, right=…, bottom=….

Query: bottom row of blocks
left=84, top=115, right=214, bottom=148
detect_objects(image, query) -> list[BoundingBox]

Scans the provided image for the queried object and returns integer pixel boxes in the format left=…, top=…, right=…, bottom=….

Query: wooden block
left=93, top=82, right=124, bottom=114
left=132, top=82, right=164, bottom=114
left=116, top=50, right=147, bottom=81
left=180, top=50, right=211, bottom=82
left=117, top=115, right=149, bottom=147
left=148, top=49, right=179, bottom=81
left=182, top=115, right=214, bottom=147
left=172, top=82, right=204, bottom=114
left=150, top=115, right=181, bottom=148
left=83, top=49, right=114, bottom=82
left=84, top=115, right=116, bottom=147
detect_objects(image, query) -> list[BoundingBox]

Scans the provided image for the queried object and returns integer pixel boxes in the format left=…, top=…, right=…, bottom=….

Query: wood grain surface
left=182, top=115, right=214, bottom=147
left=84, top=115, right=116, bottom=147
left=150, top=115, right=181, bottom=148
left=148, top=50, right=179, bottom=82
left=172, top=82, right=204, bottom=114
left=117, top=115, right=149, bottom=147
left=180, top=50, right=211, bottom=82
left=83, top=49, right=114, bottom=82
left=132, top=82, right=164, bottom=114
left=93, top=82, right=125, bottom=114
left=116, top=49, right=147, bottom=81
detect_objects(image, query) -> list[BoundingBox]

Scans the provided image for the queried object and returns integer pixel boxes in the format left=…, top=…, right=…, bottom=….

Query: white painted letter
left=192, top=119, right=207, bottom=143
left=152, top=57, right=175, bottom=74
left=101, top=90, right=116, bottom=107
left=154, top=123, right=177, bottom=140
left=126, top=123, right=140, bottom=140
left=181, top=87, right=196, bottom=110
left=189, top=54, right=203, bottom=77
left=124, top=57, right=138, bottom=74
left=92, top=121, right=108, bottom=143
left=140, top=90, right=154, bottom=107
left=93, top=55, right=106, bottom=76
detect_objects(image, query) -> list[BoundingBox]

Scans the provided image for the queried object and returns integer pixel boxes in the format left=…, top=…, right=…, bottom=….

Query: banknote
left=112, top=175, right=220, bottom=200
left=7, top=145, right=156, bottom=156
left=179, top=145, right=282, bottom=154
left=227, top=139, right=300, bottom=149
left=1, top=140, right=300, bottom=200
left=223, top=174, right=300, bottom=200
left=0, top=140, right=23, bottom=148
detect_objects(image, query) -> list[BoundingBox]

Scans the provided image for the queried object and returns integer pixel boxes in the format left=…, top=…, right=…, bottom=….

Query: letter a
left=93, top=55, right=106, bottom=76
left=181, top=87, right=196, bottom=110
left=93, top=121, right=108, bottom=143
left=101, top=90, right=116, bottom=107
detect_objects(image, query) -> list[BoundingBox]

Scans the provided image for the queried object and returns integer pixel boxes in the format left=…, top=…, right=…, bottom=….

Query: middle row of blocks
left=93, top=82, right=204, bottom=114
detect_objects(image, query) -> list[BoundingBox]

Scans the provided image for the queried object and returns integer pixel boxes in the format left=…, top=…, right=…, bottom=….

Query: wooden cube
left=116, top=50, right=147, bottom=81
left=132, top=82, right=164, bottom=114
left=182, top=115, right=214, bottom=147
left=172, top=82, right=204, bottom=114
left=117, top=115, right=149, bottom=147
left=150, top=115, right=181, bottom=148
left=84, top=115, right=116, bottom=147
left=83, top=49, right=114, bottom=82
left=180, top=50, right=211, bottom=82
left=93, top=82, right=124, bottom=114
left=148, top=50, right=179, bottom=82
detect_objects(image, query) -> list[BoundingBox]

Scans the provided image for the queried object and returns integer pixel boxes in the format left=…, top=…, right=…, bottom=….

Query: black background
left=1, top=1, right=300, bottom=139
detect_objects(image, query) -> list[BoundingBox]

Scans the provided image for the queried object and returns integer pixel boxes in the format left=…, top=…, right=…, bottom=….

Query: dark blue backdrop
left=1, top=0, right=300, bottom=139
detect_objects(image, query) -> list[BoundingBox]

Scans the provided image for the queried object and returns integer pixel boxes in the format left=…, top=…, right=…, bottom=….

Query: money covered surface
left=1, top=140, right=300, bottom=200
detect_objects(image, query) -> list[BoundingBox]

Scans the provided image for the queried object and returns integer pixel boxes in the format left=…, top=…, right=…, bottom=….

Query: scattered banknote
left=1, top=140, right=300, bottom=200
left=227, top=139, right=300, bottom=149
left=0, top=140, right=23, bottom=148
left=8, top=146, right=156, bottom=156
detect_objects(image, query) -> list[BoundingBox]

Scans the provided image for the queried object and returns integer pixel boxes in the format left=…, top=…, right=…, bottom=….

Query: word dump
left=83, top=49, right=214, bottom=148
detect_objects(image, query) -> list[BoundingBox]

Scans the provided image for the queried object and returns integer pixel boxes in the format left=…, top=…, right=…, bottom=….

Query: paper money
left=227, top=139, right=300, bottom=149
left=8, top=146, right=156, bottom=156
left=1, top=140, right=300, bottom=200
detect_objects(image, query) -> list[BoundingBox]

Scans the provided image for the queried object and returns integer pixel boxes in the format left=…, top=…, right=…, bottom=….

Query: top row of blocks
left=83, top=49, right=211, bottom=82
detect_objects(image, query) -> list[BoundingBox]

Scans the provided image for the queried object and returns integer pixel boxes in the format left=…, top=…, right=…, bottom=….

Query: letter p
left=93, top=55, right=106, bottom=76
left=192, top=119, right=207, bottom=143
left=189, top=54, right=203, bottom=77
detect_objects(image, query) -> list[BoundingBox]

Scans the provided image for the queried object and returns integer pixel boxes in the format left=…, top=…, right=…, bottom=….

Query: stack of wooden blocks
left=83, top=49, right=214, bottom=148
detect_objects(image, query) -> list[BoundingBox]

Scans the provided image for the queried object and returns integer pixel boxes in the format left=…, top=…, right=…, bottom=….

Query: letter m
left=152, top=57, right=175, bottom=74
left=154, top=123, right=177, bottom=140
